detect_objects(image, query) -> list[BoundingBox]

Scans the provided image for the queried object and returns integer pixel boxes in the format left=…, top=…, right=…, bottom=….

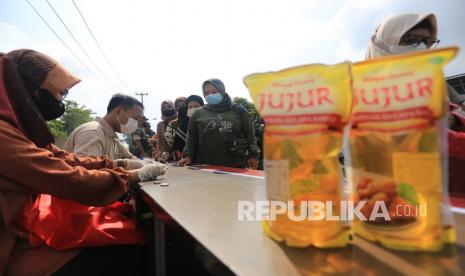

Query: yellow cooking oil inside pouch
left=244, top=62, right=353, bottom=248
left=348, top=47, right=458, bottom=251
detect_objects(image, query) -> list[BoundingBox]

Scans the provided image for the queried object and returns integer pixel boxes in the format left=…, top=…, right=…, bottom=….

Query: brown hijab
left=0, top=49, right=80, bottom=147
left=160, top=100, right=177, bottom=121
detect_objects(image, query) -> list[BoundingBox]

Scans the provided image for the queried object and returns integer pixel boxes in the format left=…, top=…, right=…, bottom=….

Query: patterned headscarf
left=160, top=100, right=177, bottom=121
left=7, top=49, right=80, bottom=94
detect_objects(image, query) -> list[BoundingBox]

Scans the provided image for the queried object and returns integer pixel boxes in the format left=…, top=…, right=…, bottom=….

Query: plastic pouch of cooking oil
left=348, top=47, right=458, bottom=251
left=244, top=62, right=352, bottom=247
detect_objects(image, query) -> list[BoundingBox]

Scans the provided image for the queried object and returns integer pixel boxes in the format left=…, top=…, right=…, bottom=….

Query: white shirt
left=64, top=116, right=133, bottom=159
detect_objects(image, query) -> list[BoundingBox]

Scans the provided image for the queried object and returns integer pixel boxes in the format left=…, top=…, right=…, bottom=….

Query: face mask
left=34, top=89, right=65, bottom=121
left=187, top=107, right=202, bottom=118
left=177, top=106, right=188, bottom=118
left=119, top=112, right=139, bottom=134
left=388, top=43, right=428, bottom=55
left=162, top=108, right=176, bottom=117
left=205, top=93, right=223, bottom=105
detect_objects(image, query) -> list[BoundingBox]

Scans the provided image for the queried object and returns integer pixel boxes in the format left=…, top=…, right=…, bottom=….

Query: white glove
left=125, top=159, right=145, bottom=170
left=141, top=158, right=156, bottom=165
left=137, top=163, right=168, bottom=182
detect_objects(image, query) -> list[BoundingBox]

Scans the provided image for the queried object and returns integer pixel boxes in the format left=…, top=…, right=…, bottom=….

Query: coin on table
left=160, top=183, right=169, bottom=187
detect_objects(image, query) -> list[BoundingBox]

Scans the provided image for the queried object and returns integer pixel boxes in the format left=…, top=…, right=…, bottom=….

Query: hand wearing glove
left=126, top=159, right=145, bottom=170
left=141, top=158, right=156, bottom=165
left=113, top=159, right=144, bottom=170
left=136, top=163, right=168, bottom=182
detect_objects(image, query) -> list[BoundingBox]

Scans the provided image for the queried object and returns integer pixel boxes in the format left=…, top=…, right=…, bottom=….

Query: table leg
left=154, top=215, right=166, bottom=276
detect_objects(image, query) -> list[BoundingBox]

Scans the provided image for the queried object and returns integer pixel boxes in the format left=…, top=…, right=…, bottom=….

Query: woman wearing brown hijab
left=0, top=49, right=162, bottom=275
left=154, top=100, right=177, bottom=161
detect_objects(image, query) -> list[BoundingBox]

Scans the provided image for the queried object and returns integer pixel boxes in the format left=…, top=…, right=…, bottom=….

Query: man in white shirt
left=64, top=94, right=145, bottom=161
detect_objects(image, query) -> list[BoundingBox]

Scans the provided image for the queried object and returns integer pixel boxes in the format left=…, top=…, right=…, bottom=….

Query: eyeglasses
left=59, top=88, right=69, bottom=100
left=400, top=34, right=440, bottom=49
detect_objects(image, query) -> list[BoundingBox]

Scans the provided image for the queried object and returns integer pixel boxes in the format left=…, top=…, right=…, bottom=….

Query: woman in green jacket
left=179, top=79, right=260, bottom=169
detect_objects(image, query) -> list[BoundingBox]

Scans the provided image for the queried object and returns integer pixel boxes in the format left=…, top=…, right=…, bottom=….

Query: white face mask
left=187, top=107, right=202, bottom=118
left=119, top=112, right=139, bottom=134
left=388, top=43, right=428, bottom=55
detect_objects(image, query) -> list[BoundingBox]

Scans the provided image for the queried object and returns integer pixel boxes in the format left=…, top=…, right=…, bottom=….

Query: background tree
left=232, top=96, right=261, bottom=121
left=61, top=100, right=95, bottom=135
left=47, top=119, right=67, bottom=139
left=232, top=97, right=265, bottom=170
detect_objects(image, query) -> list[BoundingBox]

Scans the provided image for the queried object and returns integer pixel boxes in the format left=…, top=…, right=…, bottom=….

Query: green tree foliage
left=47, top=119, right=66, bottom=138
left=232, top=96, right=261, bottom=121
left=47, top=100, right=95, bottom=139
left=232, top=97, right=265, bottom=169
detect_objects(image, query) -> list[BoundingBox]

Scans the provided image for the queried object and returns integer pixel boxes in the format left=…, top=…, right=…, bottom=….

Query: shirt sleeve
left=47, top=144, right=115, bottom=169
left=164, top=122, right=174, bottom=148
left=156, top=122, right=164, bottom=153
left=241, top=112, right=260, bottom=157
left=156, top=122, right=170, bottom=154
left=0, top=124, right=128, bottom=206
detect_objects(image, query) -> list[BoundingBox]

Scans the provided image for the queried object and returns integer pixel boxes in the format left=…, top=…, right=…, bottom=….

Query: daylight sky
left=1, top=0, right=464, bottom=123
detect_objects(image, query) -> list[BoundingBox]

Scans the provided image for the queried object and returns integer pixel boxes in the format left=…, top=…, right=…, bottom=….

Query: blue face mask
left=205, top=93, right=223, bottom=105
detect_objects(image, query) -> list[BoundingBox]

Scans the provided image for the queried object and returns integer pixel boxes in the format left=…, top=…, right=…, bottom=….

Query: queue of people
left=143, top=79, right=260, bottom=169
left=0, top=11, right=463, bottom=275
left=164, top=95, right=204, bottom=162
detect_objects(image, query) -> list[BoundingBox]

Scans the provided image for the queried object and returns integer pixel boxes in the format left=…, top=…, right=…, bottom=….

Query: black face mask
left=177, top=106, right=188, bottom=118
left=34, top=89, right=65, bottom=121
left=162, top=108, right=176, bottom=117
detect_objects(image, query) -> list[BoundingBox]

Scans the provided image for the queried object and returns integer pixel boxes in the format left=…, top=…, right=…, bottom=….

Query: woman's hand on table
left=178, top=157, right=192, bottom=166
